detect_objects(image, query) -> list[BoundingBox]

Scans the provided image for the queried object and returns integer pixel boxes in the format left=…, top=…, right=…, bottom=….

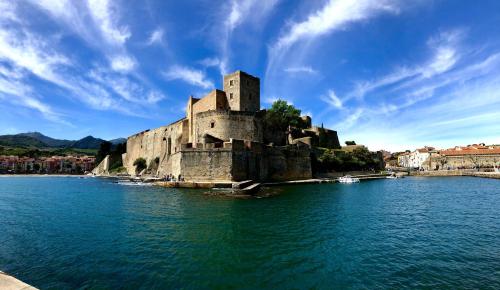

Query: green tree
left=265, top=99, right=306, bottom=131
left=345, top=141, right=356, bottom=146
left=96, top=141, right=112, bottom=165
left=133, top=157, right=147, bottom=173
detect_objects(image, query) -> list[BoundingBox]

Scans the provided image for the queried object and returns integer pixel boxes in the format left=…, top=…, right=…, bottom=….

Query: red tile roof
left=440, top=147, right=500, bottom=156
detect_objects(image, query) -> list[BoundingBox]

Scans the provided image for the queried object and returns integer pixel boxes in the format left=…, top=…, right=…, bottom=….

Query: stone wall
left=179, top=148, right=233, bottom=181
left=194, top=110, right=263, bottom=145
left=265, top=144, right=312, bottom=181
left=433, top=154, right=500, bottom=170
left=123, top=118, right=188, bottom=176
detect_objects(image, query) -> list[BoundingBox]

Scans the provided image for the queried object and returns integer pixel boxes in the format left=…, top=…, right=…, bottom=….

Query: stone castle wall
left=123, top=118, right=188, bottom=176
left=265, top=145, right=312, bottom=181
left=194, top=110, right=263, bottom=144
left=178, top=148, right=233, bottom=181
left=175, top=142, right=311, bottom=182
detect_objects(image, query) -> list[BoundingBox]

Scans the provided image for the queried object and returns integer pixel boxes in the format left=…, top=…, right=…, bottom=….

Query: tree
left=345, top=141, right=356, bottom=146
left=265, top=99, right=306, bottom=131
left=133, top=157, right=147, bottom=173
left=96, top=141, right=112, bottom=165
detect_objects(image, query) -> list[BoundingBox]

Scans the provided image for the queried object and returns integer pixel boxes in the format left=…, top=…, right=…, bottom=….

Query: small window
left=229, top=80, right=234, bottom=86
left=210, top=121, right=215, bottom=128
left=246, top=80, right=250, bottom=85
left=230, top=93, right=233, bottom=100
left=249, top=93, right=252, bottom=100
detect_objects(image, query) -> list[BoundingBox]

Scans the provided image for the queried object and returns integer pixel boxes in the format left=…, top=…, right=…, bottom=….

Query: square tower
left=223, top=70, right=260, bottom=112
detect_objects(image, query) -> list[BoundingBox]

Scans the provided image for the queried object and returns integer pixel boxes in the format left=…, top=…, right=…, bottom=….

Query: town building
left=0, top=155, right=95, bottom=174
left=431, top=144, right=500, bottom=170
left=397, top=147, right=435, bottom=170
left=120, top=70, right=340, bottom=181
left=397, top=144, right=500, bottom=171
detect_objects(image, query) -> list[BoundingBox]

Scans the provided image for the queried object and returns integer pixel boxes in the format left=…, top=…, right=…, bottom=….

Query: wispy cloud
left=343, top=29, right=465, bottom=101
left=89, top=69, right=165, bottom=104
left=216, top=0, right=280, bottom=75
left=284, top=66, right=318, bottom=75
left=87, top=0, right=131, bottom=46
left=273, top=0, right=399, bottom=52
left=265, top=0, right=402, bottom=101
left=0, top=67, right=66, bottom=123
left=110, top=55, right=137, bottom=73
left=29, top=0, right=136, bottom=73
left=147, top=28, right=164, bottom=46
left=321, top=90, right=343, bottom=109
left=163, top=65, right=214, bottom=89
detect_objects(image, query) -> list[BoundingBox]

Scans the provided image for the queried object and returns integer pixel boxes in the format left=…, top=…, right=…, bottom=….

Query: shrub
left=133, top=157, right=147, bottom=173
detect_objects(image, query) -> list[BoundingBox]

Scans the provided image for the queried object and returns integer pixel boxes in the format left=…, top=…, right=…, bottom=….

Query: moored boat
left=338, top=175, right=360, bottom=183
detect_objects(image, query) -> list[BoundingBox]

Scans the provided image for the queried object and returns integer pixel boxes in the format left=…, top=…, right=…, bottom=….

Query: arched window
left=210, top=121, right=215, bottom=128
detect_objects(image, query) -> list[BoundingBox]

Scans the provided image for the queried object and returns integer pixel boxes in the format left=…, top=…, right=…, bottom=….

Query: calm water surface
left=0, top=176, right=499, bottom=289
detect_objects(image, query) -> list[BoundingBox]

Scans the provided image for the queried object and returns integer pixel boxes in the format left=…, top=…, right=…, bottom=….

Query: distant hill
left=109, top=138, right=127, bottom=145
left=0, top=132, right=125, bottom=150
left=71, top=136, right=107, bottom=149
left=18, top=132, right=73, bottom=147
left=0, top=135, right=48, bottom=148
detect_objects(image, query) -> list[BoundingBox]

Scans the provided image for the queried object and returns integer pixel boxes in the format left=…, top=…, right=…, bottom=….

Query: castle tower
left=223, top=71, right=260, bottom=112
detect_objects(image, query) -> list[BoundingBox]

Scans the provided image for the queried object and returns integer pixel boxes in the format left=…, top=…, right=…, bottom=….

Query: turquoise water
left=0, top=176, right=499, bottom=289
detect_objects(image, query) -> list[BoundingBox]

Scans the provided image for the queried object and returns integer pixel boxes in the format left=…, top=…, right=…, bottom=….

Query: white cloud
left=199, top=57, right=221, bottom=68
left=217, top=0, right=280, bottom=75
left=89, top=69, right=166, bottom=105
left=0, top=28, right=72, bottom=89
left=0, top=72, right=64, bottom=123
left=87, top=0, right=131, bottom=46
left=272, top=0, right=400, bottom=52
left=0, top=0, right=20, bottom=23
left=322, top=90, right=343, bottom=109
left=163, top=66, right=214, bottom=89
left=284, top=66, right=318, bottom=75
left=110, top=55, right=137, bottom=73
left=343, top=29, right=465, bottom=101
left=265, top=0, right=401, bottom=99
left=30, top=0, right=137, bottom=73
left=147, top=28, right=164, bottom=45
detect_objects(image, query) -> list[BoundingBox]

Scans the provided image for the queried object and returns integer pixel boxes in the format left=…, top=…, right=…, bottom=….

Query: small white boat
left=338, top=175, right=360, bottom=183
left=386, top=173, right=400, bottom=179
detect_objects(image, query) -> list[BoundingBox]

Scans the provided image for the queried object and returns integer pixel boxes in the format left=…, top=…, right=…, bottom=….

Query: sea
left=0, top=176, right=499, bottom=289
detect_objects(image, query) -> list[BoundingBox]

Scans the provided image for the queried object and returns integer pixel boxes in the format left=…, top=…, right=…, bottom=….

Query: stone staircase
left=232, top=180, right=261, bottom=195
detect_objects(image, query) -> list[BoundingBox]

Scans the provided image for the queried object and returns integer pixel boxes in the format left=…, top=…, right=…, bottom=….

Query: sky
left=0, top=0, right=499, bottom=152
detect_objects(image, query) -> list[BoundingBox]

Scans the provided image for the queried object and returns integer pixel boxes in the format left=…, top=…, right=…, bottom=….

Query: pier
left=0, top=271, right=37, bottom=290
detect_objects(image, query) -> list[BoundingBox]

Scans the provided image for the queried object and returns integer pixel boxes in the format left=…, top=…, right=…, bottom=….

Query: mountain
left=18, top=132, right=73, bottom=147
left=70, top=136, right=107, bottom=149
left=0, top=132, right=125, bottom=150
left=0, top=134, right=48, bottom=148
left=109, top=138, right=127, bottom=145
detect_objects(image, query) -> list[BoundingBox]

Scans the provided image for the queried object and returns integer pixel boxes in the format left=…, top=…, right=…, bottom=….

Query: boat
left=386, top=173, right=400, bottom=179
left=338, top=175, right=360, bottom=183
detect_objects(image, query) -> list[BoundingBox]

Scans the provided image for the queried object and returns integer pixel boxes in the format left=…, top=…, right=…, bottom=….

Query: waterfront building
left=397, top=147, right=435, bottom=170
left=0, top=155, right=95, bottom=174
left=432, top=144, right=500, bottom=170
left=397, top=144, right=500, bottom=171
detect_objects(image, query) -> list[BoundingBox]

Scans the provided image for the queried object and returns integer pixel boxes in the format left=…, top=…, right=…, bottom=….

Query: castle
left=121, top=70, right=340, bottom=181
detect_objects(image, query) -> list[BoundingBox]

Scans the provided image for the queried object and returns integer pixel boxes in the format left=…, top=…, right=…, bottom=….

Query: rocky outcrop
left=92, top=155, right=110, bottom=175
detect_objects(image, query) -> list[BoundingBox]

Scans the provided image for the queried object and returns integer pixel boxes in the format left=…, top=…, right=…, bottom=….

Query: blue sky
left=0, top=0, right=499, bottom=151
